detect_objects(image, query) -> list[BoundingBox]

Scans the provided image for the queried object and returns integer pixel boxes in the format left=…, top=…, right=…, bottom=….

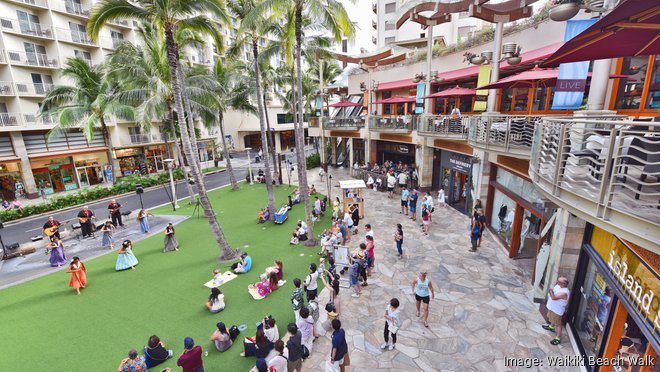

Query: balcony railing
left=7, top=50, right=59, bottom=68
left=323, top=117, right=365, bottom=129
left=0, top=50, right=5, bottom=64
left=109, top=19, right=131, bottom=27
left=0, top=18, right=53, bottom=39
left=467, top=115, right=543, bottom=157
left=14, top=82, right=54, bottom=96
left=50, top=1, right=91, bottom=17
left=8, top=0, right=48, bottom=9
left=530, top=116, right=660, bottom=248
left=23, top=114, right=53, bottom=126
left=369, top=115, right=416, bottom=132
left=55, top=28, right=98, bottom=46
left=0, top=82, right=14, bottom=95
left=128, top=133, right=168, bottom=145
left=417, top=114, right=469, bottom=138
left=0, top=113, right=21, bottom=126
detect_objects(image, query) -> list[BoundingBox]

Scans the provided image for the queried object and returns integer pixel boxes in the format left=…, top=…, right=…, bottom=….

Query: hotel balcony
left=0, top=50, right=6, bottom=64
left=100, top=36, right=124, bottom=50
left=15, top=82, right=54, bottom=97
left=529, top=117, right=660, bottom=251
left=55, top=28, right=98, bottom=47
left=0, top=81, right=14, bottom=96
left=109, top=19, right=132, bottom=29
left=23, top=113, right=53, bottom=126
left=49, top=1, right=91, bottom=18
left=369, top=115, right=416, bottom=133
left=7, top=0, right=49, bottom=10
left=7, top=50, right=59, bottom=69
left=123, top=133, right=168, bottom=146
left=322, top=117, right=365, bottom=130
left=0, top=18, right=54, bottom=40
left=0, top=112, right=21, bottom=127
left=468, top=115, right=541, bottom=159
left=417, top=114, right=469, bottom=139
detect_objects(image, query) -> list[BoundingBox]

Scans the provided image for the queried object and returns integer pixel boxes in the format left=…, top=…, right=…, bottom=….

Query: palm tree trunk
left=179, top=72, right=203, bottom=175
left=165, top=26, right=237, bottom=260
left=263, top=92, right=279, bottom=185
left=218, top=110, right=238, bottom=190
left=167, top=99, right=196, bottom=202
left=294, top=3, right=316, bottom=244
left=100, top=118, right=117, bottom=184
left=252, top=38, right=277, bottom=219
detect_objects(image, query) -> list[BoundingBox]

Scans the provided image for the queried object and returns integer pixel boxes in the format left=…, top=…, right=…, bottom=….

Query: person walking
left=381, top=298, right=401, bottom=351
left=394, top=224, right=403, bottom=258
left=421, top=205, right=430, bottom=236
left=412, top=272, right=435, bottom=327
left=424, top=192, right=434, bottom=222
left=438, top=188, right=446, bottom=208
left=386, top=172, right=396, bottom=199
left=400, top=187, right=409, bottom=215
left=470, top=221, right=480, bottom=252
left=324, top=319, right=348, bottom=372
left=409, top=189, right=418, bottom=221
left=291, top=278, right=305, bottom=323
left=365, top=235, right=375, bottom=277
left=349, top=253, right=362, bottom=298
left=542, top=277, right=570, bottom=345
left=100, top=221, right=116, bottom=250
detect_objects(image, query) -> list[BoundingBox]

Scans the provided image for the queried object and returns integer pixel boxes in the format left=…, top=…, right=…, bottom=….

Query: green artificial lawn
left=0, top=183, right=330, bottom=371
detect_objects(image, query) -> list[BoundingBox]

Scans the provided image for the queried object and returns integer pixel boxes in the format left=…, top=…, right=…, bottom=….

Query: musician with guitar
left=43, top=216, right=62, bottom=239
left=107, top=199, right=124, bottom=228
left=77, top=206, right=96, bottom=238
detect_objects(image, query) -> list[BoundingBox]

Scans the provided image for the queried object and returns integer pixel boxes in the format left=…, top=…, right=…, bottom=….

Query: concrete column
left=418, top=145, right=434, bottom=190
left=330, top=137, right=337, bottom=165
left=348, top=138, right=354, bottom=169
left=586, top=59, right=613, bottom=111
left=474, top=150, right=490, bottom=202
left=364, top=134, right=370, bottom=165
left=487, top=22, right=504, bottom=113
left=10, top=132, right=37, bottom=197
left=274, top=131, right=282, bottom=154
left=424, top=24, right=434, bottom=114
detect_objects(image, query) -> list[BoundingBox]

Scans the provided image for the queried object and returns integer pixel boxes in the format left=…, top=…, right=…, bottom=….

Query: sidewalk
left=300, top=166, right=579, bottom=372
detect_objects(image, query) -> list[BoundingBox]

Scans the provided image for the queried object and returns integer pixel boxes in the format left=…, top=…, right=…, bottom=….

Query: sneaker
left=542, top=324, right=556, bottom=332
left=550, top=337, right=561, bottom=345
left=380, top=342, right=389, bottom=349
left=351, top=293, right=360, bottom=298
left=388, top=343, right=395, bottom=351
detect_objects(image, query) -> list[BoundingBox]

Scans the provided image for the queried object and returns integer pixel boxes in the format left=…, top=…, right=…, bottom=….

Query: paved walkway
left=300, top=166, right=579, bottom=372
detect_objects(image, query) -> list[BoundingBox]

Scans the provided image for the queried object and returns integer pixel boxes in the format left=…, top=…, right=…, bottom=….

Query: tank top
left=547, top=284, right=570, bottom=316
left=415, top=277, right=430, bottom=297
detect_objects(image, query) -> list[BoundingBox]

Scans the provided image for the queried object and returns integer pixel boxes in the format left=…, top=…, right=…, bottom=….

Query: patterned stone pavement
left=294, top=167, right=580, bottom=372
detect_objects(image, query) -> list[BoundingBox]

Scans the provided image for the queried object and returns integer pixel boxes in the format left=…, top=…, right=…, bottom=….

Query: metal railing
left=322, top=117, right=365, bottom=129
left=109, top=19, right=131, bottom=27
left=8, top=0, right=48, bottom=8
left=14, top=82, right=54, bottom=96
left=468, top=115, right=543, bottom=155
left=0, top=18, right=53, bottom=38
left=7, top=50, right=59, bottom=68
left=128, top=133, right=168, bottom=145
left=0, top=113, right=21, bottom=126
left=23, top=114, right=53, bottom=126
left=0, top=82, right=14, bottom=96
left=530, top=117, right=659, bottom=246
left=100, top=37, right=125, bottom=49
left=369, top=115, right=417, bottom=131
left=55, top=28, right=97, bottom=46
left=50, top=1, right=91, bottom=17
left=417, top=114, right=469, bottom=138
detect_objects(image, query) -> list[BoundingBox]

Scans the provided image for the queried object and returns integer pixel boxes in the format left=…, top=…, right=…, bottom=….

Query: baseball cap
left=184, top=337, right=194, bottom=349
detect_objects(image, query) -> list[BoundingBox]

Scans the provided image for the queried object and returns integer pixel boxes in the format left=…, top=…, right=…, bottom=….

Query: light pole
left=164, top=159, right=179, bottom=210
left=246, top=147, right=254, bottom=185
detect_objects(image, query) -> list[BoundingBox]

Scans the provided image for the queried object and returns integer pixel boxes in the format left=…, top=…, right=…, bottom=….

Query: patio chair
left=620, top=137, right=660, bottom=202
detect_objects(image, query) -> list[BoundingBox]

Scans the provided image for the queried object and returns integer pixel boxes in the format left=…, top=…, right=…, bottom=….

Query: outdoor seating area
left=418, top=114, right=469, bottom=137
left=368, top=115, right=416, bottom=131
left=468, top=114, right=543, bottom=155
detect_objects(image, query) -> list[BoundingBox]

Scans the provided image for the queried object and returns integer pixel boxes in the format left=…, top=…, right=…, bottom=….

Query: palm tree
left=39, top=58, right=134, bottom=182
left=88, top=0, right=240, bottom=260
left=229, top=0, right=278, bottom=220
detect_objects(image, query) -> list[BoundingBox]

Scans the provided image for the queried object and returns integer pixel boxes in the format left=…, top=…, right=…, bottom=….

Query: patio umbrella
left=327, top=101, right=362, bottom=107
left=542, top=1, right=660, bottom=66
left=476, top=67, right=629, bottom=90
left=424, top=86, right=476, bottom=98
left=372, top=96, right=417, bottom=104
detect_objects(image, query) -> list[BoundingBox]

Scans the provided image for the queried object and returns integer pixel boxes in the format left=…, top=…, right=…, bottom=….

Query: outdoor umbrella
left=542, top=1, right=660, bottom=66
left=424, top=86, right=476, bottom=98
left=476, top=67, right=628, bottom=90
left=327, top=101, right=363, bottom=107
left=372, top=96, right=417, bottom=104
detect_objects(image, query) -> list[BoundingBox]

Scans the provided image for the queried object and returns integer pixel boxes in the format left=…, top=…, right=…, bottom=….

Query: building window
left=385, top=22, right=395, bottom=31
left=614, top=56, right=648, bottom=110
left=385, top=2, right=396, bottom=13
left=645, top=55, right=659, bottom=110
left=74, top=50, right=92, bottom=64
left=384, top=36, right=395, bottom=45
left=342, top=39, right=348, bottom=53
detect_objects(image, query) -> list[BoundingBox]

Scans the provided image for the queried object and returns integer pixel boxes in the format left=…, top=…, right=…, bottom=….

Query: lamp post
left=246, top=147, right=254, bottom=185
left=327, top=174, right=333, bottom=202
left=164, top=159, right=178, bottom=210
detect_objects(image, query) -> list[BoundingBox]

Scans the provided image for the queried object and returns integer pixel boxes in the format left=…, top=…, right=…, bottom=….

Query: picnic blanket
left=248, top=280, right=287, bottom=300
left=203, top=271, right=238, bottom=288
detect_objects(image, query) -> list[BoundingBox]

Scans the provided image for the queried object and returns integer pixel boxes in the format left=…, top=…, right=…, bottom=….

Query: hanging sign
left=474, top=65, right=491, bottom=111
left=415, top=83, right=425, bottom=114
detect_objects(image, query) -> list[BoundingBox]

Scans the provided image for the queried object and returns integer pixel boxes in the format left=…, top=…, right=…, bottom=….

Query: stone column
left=348, top=138, right=354, bottom=170
left=330, top=137, right=338, bottom=165
left=418, top=145, right=434, bottom=191
left=10, top=132, right=37, bottom=198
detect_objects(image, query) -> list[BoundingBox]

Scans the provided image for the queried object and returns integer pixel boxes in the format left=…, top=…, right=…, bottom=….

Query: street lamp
left=135, top=184, right=144, bottom=209
left=164, top=159, right=179, bottom=210
left=245, top=147, right=254, bottom=185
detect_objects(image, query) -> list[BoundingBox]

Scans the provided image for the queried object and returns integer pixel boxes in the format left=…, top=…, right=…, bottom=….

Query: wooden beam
left=509, top=204, right=524, bottom=258
left=617, top=22, right=660, bottom=30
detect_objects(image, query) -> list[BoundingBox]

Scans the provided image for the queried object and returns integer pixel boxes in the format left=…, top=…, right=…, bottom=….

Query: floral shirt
left=291, top=287, right=304, bottom=311
left=121, top=356, right=147, bottom=371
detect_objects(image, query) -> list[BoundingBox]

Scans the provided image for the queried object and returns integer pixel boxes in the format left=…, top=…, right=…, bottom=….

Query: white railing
left=50, top=1, right=91, bottom=17
left=417, top=114, right=469, bottom=138
left=0, top=18, right=53, bottom=38
left=369, top=115, right=417, bottom=131
left=530, top=117, right=659, bottom=247
left=128, top=133, right=167, bottom=145
left=55, top=28, right=98, bottom=46
left=8, top=0, right=48, bottom=8
left=14, top=82, right=54, bottom=96
left=23, top=114, right=53, bottom=126
left=7, top=50, right=59, bottom=68
left=109, top=19, right=131, bottom=27
left=0, top=82, right=13, bottom=95
left=0, top=113, right=21, bottom=126
left=467, top=114, right=544, bottom=157
left=322, top=117, right=365, bottom=129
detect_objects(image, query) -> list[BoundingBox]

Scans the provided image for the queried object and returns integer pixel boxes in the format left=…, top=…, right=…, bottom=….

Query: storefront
left=145, top=145, right=166, bottom=173
left=73, top=153, right=108, bottom=187
left=0, top=161, right=25, bottom=200
left=568, top=225, right=660, bottom=371
left=485, top=164, right=554, bottom=259
left=31, top=157, right=78, bottom=194
left=116, top=148, right=141, bottom=176
left=375, top=141, right=415, bottom=165
left=433, top=149, right=474, bottom=215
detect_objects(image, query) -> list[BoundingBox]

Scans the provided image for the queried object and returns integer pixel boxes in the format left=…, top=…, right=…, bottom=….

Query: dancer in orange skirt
left=66, top=256, right=87, bottom=295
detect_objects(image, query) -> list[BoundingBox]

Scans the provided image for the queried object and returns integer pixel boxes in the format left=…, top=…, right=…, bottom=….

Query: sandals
left=550, top=338, right=561, bottom=345
left=542, top=324, right=555, bottom=332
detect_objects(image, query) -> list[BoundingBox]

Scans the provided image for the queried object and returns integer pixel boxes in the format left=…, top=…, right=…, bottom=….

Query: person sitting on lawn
left=257, top=208, right=267, bottom=224
left=143, top=335, right=173, bottom=369
left=233, top=253, right=252, bottom=274
left=287, top=196, right=294, bottom=210
left=249, top=272, right=277, bottom=298
left=211, top=269, right=224, bottom=286
left=296, top=221, right=308, bottom=241
left=118, top=348, right=147, bottom=372
left=239, top=328, right=273, bottom=358
left=256, top=169, right=265, bottom=183
left=310, top=184, right=317, bottom=194
left=211, top=322, right=232, bottom=352
left=205, top=287, right=225, bottom=313
left=263, top=317, right=280, bottom=345
left=263, top=260, right=284, bottom=281
left=290, top=232, right=299, bottom=245
left=293, top=188, right=301, bottom=203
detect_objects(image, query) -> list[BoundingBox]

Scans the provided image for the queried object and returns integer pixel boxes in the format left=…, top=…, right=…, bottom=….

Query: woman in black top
left=351, top=205, right=360, bottom=233
left=143, top=335, right=172, bottom=368
left=240, top=328, right=272, bottom=358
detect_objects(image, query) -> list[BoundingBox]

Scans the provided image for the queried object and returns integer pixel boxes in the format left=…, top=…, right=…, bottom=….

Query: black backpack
left=228, top=325, right=240, bottom=341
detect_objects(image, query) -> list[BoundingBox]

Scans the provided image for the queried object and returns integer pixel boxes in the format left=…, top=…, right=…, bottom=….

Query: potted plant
left=549, top=0, right=582, bottom=21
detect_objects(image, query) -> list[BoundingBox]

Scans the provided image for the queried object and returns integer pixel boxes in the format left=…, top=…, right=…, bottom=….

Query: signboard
left=414, top=83, right=425, bottom=114
left=440, top=151, right=473, bottom=174
left=474, top=65, right=491, bottom=111
left=315, top=96, right=321, bottom=117
left=398, top=145, right=409, bottom=154
left=551, top=19, right=597, bottom=110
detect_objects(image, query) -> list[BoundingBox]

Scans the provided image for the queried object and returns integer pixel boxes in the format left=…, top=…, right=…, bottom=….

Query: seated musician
left=309, top=184, right=317, bottom=194
left=43, top=216, right=62, bottom=239
left=77, top=206, right=96, bottom=238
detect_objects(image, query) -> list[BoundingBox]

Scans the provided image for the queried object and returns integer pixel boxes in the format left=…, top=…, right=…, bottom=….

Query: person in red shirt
left=177, top=337, right=204, bottom=372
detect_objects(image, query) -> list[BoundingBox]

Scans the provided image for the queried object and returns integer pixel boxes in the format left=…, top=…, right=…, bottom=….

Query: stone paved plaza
left=297, top=167, right=580, bottom=372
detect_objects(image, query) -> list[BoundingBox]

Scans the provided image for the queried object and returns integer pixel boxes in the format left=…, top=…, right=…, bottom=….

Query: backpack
left=308, top=300, right=320, bottom=323
left=300, top=344, right=310, bottom=360
left=229, top=325, right=240, bottom=341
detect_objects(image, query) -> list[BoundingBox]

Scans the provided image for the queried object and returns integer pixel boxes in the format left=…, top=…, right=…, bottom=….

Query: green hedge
left=0, top=169, right=184, bottom=223
left=306, top=153, right=320, bottom=169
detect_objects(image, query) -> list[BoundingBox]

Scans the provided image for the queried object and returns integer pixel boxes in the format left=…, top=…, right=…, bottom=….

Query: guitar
left=78, top=216, right=95, bottom=224
left=43, top=221, right=69, bottom=237
left=109, top=205, right=121, bottom=215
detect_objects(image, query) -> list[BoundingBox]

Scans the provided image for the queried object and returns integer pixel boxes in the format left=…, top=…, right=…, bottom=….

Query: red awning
left=376, top=79, right=417, bottom=91
left=424, top=86, right=476, bottom=98
left=328, top=101, right=363, bottom=108
left=477, top=67, right=629, bottom=90
left=372, top=96, right=416, bottom=104
left=542, top=1, right=660, bottom=67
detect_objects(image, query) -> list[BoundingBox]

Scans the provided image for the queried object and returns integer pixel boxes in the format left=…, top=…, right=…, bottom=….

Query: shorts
left=399, top=183, right=406, bottom=188
left=410, top=205, right=416, bottom=213
left=471, top=239, right=477, bottom=249
left=401, top=200, right=408, bottom=207
left=387, top=187, right=394, bottom=192
left=415, top=294, right=430, bottom=304
left=422, top=220, right=429, bottom=225
left=350, top=276, right=358, bottom=286
left=367, top=256, right=374, bottom=268
left=547, top=310, right=563, bottom=326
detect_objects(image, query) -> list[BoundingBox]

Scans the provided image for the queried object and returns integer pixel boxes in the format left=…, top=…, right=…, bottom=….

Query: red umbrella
left=542, top=1, right=660, bottom=66
left=424, top=86, right=476, bottom=98
left=477, top=67, right=560, bottom=90
left=372, top=96, right=416, bottom=104
left=327, top=101, right=362, bottom=108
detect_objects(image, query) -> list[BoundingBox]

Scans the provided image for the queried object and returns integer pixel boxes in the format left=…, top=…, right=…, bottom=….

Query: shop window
left=645, top=55, right=660, bottom=110
left=532, top=87, right=548, bottom=111
left=614, top=56, right=649, bottom=110
left=385, top=2, right=395, bottom=13
left=446, top=97, right=456, bottom=113
left=574, top=258, right=614, bottom=359
left=382, top=91, right=392, bottom=114
left=458, top=96, right=472, bottom=113
left=490, top=189, right=515, bottom=246
left=433, top=98, right=445, bottom=114
left=500, top=88, right=513, bottom=112
left=513, top=88, right=529, bottom=112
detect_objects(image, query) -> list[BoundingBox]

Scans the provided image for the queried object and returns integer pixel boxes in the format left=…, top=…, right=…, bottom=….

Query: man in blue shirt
left=325, top=319, right=348, bottom=372
left=400, top=187, right=409, bottom=215
left=233, top=252, right=252, bottom=273
left=409, top=189, right=419, bottom=221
